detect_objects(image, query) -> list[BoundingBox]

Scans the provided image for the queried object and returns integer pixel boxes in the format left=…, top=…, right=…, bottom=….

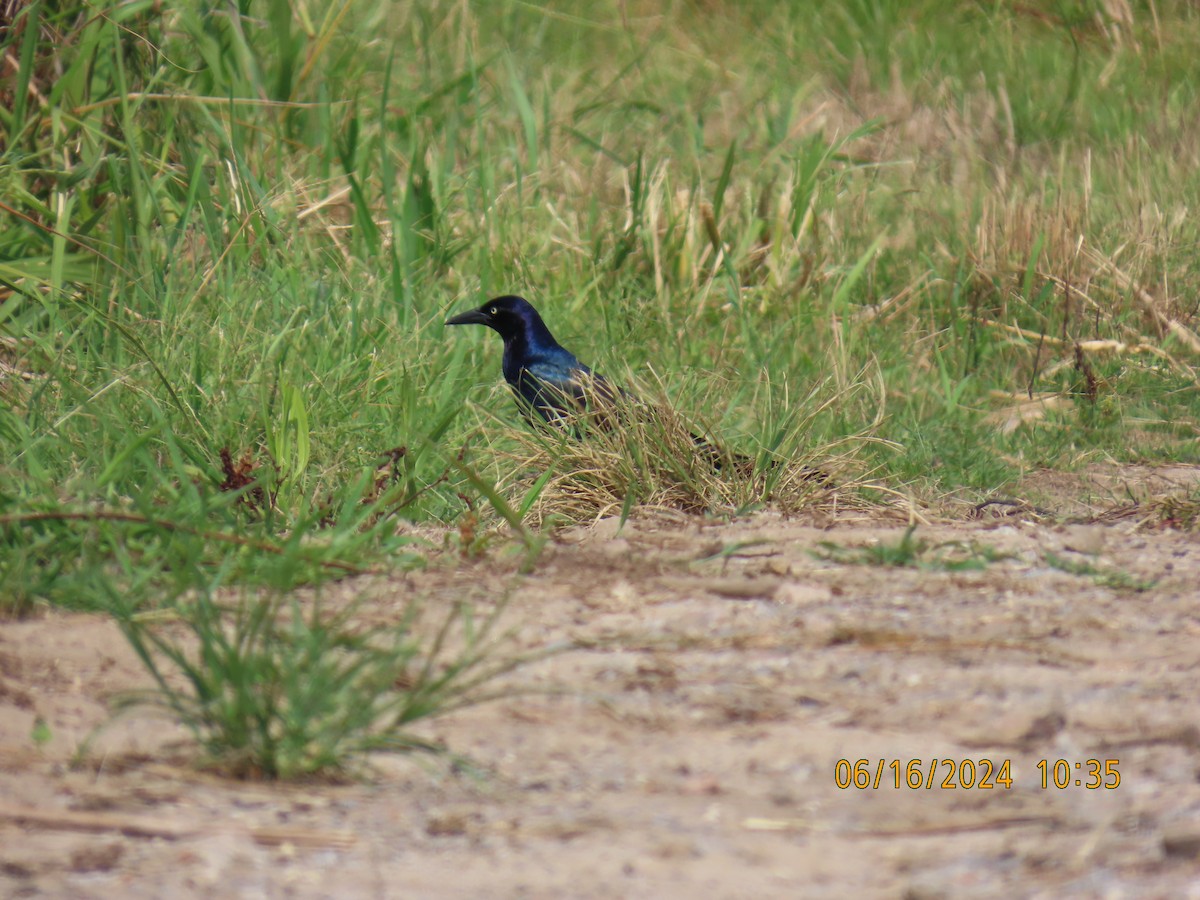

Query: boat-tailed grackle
left=445, top=295, right=749, bottom=470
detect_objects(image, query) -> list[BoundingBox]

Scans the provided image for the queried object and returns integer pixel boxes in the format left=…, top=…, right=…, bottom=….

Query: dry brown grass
left=484, top=373, right=890, bottom=526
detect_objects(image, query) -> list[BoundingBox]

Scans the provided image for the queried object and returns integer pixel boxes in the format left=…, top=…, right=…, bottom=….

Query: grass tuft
left=488, top=372, right=876, bottom=525
left=109, top=585, right=532, bottom=780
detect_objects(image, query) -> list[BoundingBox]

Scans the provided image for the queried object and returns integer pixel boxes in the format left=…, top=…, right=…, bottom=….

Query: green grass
left=4, top=0, right=1200, bottom=772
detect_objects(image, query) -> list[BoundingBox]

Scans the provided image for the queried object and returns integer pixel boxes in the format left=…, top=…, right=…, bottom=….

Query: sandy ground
left=3, top=466, right=1200, bottom=899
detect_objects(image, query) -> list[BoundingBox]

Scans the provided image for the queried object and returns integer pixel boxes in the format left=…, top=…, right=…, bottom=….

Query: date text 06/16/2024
left=833, top=759, right=1121, bottom=791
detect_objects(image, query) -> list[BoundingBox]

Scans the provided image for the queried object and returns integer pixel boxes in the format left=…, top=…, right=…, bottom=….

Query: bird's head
left=445, top=295, right=546, bottom=341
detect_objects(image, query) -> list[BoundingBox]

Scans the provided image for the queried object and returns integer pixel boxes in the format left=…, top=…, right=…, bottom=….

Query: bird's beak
left=445, top=308, right=489, bottom=326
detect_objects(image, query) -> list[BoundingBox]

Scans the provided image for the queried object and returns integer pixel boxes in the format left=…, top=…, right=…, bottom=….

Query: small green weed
left=110, top=586, right=534, bottom=779
left=1042, top=551, right=1158, bottom=593
left=1151, top=487, right=1200, bottom=531
left=814, top=525, right=1013, bottom=572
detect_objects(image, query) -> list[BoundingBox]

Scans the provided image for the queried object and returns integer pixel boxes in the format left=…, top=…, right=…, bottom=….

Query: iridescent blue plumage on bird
left=445, top=295, right=619, bottom=428
left=446, top=294, right=763, bottom=472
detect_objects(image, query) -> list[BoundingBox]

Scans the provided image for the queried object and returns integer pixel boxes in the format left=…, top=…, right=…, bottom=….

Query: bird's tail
left=690, top=432, right=829, bottom=482
left=690, top=431, right=754, bottom=474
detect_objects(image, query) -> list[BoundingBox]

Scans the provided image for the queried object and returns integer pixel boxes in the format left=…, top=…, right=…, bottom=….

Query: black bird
left=445, top=295, right=614, bottom=429
left=446, top=295, right=745, bottom=468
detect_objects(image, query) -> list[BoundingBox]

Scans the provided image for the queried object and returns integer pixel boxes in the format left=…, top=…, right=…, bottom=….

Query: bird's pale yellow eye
left=488, top=307, right=498, bottom=316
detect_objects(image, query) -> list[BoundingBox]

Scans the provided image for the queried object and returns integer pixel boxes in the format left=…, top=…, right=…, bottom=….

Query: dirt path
left=3, top=470, right=1200, bottom=898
